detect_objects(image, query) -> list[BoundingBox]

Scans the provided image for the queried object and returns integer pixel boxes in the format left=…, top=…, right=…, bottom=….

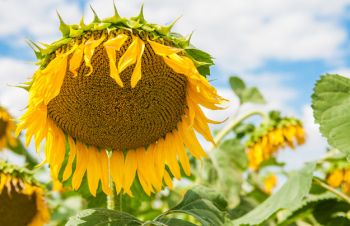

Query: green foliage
left=66, top=209, right=142, bottom=226
left=312, top=74, right=350, bottom=156
left=229, top=76, right=266, bottom=105
left=66, top=187, right=228, bottom=226
left=233, top=163, right=315, bottom=225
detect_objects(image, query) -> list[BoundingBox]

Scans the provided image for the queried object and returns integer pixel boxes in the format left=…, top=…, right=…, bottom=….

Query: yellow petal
left=118, top=36, right=145, bottom=88
left=164, top=133, right=181, bottom=179
left=99, top=150, right=112, bottom=195
left=148, top=39, right=182, bottom=56
left=136, top=148, right=152, bottom=196
left=63, top=136, right=77, bottom=181
left=86, top=147, right=100, bottom=196
left=180, top=120, right=207, bottom=158
left=173, top=131, right=191, bottom=176
left=69, top=43, right=84, bottom=77
left=163, top=170, right=173, bottom=189
left=103, top=34, right=129, bottom=87
left=123, top=150, right=137, bottom=196
left=72, top=142, right=89, bottom=190
left=84, top=34, right=106, bottom=76
left=111, top=151, right=125, bottom=194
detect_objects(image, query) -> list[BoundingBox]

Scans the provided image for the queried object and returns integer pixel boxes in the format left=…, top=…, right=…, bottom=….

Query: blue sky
left=1, top=0, right=350, bottom=168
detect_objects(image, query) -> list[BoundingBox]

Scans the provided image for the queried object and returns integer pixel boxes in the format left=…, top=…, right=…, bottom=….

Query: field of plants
left=0, top=2, right=350, bottom=226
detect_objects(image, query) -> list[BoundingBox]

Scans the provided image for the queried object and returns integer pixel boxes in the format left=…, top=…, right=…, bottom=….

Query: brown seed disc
left=0, top=186, right=37, bottom=226
left=47, top=34, right=188, bottom=150
left=0, top=119, right=7, bottom=139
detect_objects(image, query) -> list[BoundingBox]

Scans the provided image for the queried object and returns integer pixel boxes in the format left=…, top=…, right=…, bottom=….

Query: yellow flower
left=327, top=169, right=343, bottom=188
left=17, top=6, right=224, bottom=196
left=0, top=106, right=17, bottom=150
left=0, top=165, right=50, bottom=226
left=263, top=174, right=277, bottom=194
left=327, top=168, right=350, bottom=195
left=247, top=121, right=305, bottom=170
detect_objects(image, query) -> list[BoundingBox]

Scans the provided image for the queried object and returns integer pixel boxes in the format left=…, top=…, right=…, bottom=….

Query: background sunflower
left=0, top=161, right=50, bottom=226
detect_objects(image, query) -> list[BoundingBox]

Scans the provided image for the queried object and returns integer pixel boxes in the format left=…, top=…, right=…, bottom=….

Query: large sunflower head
left=0, top=161, right=50, bottom=226
left=17, top=5, right=224, bottom=196
left=246, top=115, right=305, bottom=170
left=0, top=106, right=17, bottom=150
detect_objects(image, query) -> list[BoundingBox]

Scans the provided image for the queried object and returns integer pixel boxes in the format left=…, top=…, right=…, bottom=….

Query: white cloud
left=84, top=0, right=349, bottom=72
left=0, top=58, right=34, bottom=117
left=0, top=0, right=81, bottom=45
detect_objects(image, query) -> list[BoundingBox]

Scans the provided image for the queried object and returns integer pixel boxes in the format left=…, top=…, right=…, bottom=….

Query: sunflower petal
left=84, top=34, right=106, bottom=76
left=148, top=39, right=181, bottom=56
left=103, top=34, right=129, bottom=87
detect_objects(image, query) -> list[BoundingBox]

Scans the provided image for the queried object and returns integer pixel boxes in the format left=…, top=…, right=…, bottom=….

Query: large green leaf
left=163, top=187, right=228, bottom=226
left=313, top=199, right=350, bottom=226
left=233, top=163, right=315, bottom=226
left=312, top=74, right=350, bottom=155
left=278, top=192, right=336, bottom=226
left=66, top=209, right=142, bottom=226
left=229, top=76, right=265, bottom=105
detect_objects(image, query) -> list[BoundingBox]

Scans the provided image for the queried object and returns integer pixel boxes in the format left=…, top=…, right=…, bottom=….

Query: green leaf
left=233, top=163, right=315, bottom=226
left=229, top=76, right=265, bottom=105
left=312, top=74, right=350, bottom=156
left=164, top=188, right=227, bottom=226
left=209, top=139, right=247, bottom=208
left=278, top=192, right=337, bottom=226
left=66, top=209, right=142, bottom=226
left=156, top=218, right=198, bottom=226
left=313, top=199, right=350, bottom=226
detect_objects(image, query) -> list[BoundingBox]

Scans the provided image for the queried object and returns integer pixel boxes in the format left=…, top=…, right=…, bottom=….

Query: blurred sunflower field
left=1, top=1, right=350, bottom=226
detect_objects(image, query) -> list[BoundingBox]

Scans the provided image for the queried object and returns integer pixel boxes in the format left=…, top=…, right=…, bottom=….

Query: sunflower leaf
left=233, top=162, right=315, bottom=226
left=66, top=208, right=142, bottom=226
left=158, top=187, right=228, bottom=226
left=312, top=74, right=350, bottom=156
left=229, top=76, right=266, bottom=105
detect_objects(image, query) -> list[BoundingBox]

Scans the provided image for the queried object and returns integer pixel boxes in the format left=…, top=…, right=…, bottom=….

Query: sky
left=1, top=0, right=349, bottom=169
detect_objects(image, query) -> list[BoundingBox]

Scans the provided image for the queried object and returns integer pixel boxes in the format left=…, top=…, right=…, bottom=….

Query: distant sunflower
left=263, top=174, right=277, bottom=194
left=17, top=5, right=224, bottom=196
left=246, top=117, right=305, bottom=170
left=0, top=162, right=49, bottom=226
left=327, top=167, right=350, bottom=195
left=0, top=106, right=17, bottom=149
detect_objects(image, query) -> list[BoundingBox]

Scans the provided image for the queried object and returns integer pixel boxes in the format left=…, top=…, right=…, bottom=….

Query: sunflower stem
left=313, top=177, right=350, bottom=205
left=213, top=110, right=267, bottom=146
left=106, top=150, right=115, bottom=210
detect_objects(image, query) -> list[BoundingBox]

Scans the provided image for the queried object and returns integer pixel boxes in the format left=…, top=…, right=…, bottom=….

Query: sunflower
left=246, top=117, right=305, bottom=170
left=327, top=167, right=350, bottom=195
left=16, top=5, right=224, bottom=196
left=263, top=174, right=277, bottom=194
left=0, top=161, right=50, bottom=226
left=0, top=106, right=17, bottom=150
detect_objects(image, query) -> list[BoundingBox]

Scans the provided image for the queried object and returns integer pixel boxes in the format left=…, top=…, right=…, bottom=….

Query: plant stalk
left=213, top=110, right=267, bottom=147
left=106, top=150, right=115, bottom=210
left=313, top=178, right=350, bottom=205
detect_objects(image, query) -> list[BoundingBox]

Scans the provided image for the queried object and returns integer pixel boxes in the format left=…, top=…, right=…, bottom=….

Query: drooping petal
left=103, top=34, right=129, bottom=87
left=63, top=136, right=77, bottom=181
left=72, top=142, right=89, bottom=190
left=148, top=39, right=181, bottom=56
left=118, top=36, right=145, bottom=87
left=111, top=151, right=124, bottom=193
left=86, top=147, right=101, bottom=196
left=69, top=43, right=85, bottom=77
left=123, top=150, right=137, bottom=195
left=84, top=34, right=106, bottom=76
